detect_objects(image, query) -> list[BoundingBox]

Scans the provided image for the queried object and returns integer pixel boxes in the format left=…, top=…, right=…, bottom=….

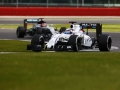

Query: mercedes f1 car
left=27, top=22, right=112, bottom=52
left=16, top=18, right=65, bottom=41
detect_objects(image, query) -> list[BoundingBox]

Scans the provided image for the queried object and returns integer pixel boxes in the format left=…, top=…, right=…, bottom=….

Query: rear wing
left=80, top=23, right=100, bottom=29
left=79, top=23, right=102, bottom=39
left=24, top=18, right=44, bottom=30
left=24, top=19, right=40, bottom=30
left=24, top=19, right=40, bottom=23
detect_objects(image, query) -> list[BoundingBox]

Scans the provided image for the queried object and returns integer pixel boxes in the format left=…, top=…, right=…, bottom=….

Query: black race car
left=16, top=18, right=63, bottom=41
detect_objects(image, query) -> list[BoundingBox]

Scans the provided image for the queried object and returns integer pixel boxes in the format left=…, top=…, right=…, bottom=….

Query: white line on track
left=0, top=52, right=18, bottom=54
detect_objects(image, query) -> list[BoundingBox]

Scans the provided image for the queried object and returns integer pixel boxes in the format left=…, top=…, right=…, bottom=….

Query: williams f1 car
left=16, top=18, right=64, bottom=41
left=27, top=22, right=112, bottom=52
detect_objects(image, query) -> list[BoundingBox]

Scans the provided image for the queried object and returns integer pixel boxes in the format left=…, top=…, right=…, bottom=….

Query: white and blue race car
left=27, top=22, right=112, bottom=52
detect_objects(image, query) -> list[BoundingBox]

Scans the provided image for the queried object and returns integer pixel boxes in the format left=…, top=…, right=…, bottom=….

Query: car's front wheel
left=68, top=35, right=82, bottom=51
left=31, top=34, right=45, bottom=52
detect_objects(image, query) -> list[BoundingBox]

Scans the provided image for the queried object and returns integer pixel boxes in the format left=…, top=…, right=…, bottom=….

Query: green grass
left=0, top=40, right=30, bottom=52
left=1, top=24, right=120, bottom=32
left=0, top=40, right=120, bottom=90
left=0, top=52, right=120, bottom=90
left=0, top=24, right=21, bottom=29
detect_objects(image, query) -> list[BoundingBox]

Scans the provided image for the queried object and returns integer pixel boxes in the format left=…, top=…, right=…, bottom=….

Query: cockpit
left=64, top=30, right=73, bottom=34
left=63, top=21, right=86, bottom=35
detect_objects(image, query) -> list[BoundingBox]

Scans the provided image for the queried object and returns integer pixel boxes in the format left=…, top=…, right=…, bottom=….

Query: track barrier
left=0, top=7, right=120, bottom=16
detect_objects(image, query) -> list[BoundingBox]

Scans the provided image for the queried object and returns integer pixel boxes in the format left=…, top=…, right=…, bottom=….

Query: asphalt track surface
left=0, top=19, right=120, bottom=52
left=0, top=19, right=120, bottom=24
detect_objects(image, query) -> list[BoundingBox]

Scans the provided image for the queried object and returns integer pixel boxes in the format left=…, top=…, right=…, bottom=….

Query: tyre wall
left=0, top=7, right=120, bottom=16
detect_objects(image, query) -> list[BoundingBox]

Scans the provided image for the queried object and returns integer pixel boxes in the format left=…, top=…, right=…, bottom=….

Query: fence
left=0, top=0, right=120, bottom=7
left=0, top=7, right=120, bottom=16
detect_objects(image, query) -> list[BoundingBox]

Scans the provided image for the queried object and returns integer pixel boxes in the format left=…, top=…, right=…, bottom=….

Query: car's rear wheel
left=98, top=34, right=112, bottom=51
left=16, top=26, right=26, bottom=38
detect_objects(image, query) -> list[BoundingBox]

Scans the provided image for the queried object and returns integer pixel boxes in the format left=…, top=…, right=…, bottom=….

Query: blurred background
left=0, top=0, right=120, bottom=7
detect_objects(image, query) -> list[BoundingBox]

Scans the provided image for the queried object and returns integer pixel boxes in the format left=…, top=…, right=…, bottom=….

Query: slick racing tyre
left=68, top=35, right=82, bottom=52
left=16, top=26, right=26, bottom=38
left=98, top=34, right=112, bottom=51
left=31, top=34, right=45, bottom=52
